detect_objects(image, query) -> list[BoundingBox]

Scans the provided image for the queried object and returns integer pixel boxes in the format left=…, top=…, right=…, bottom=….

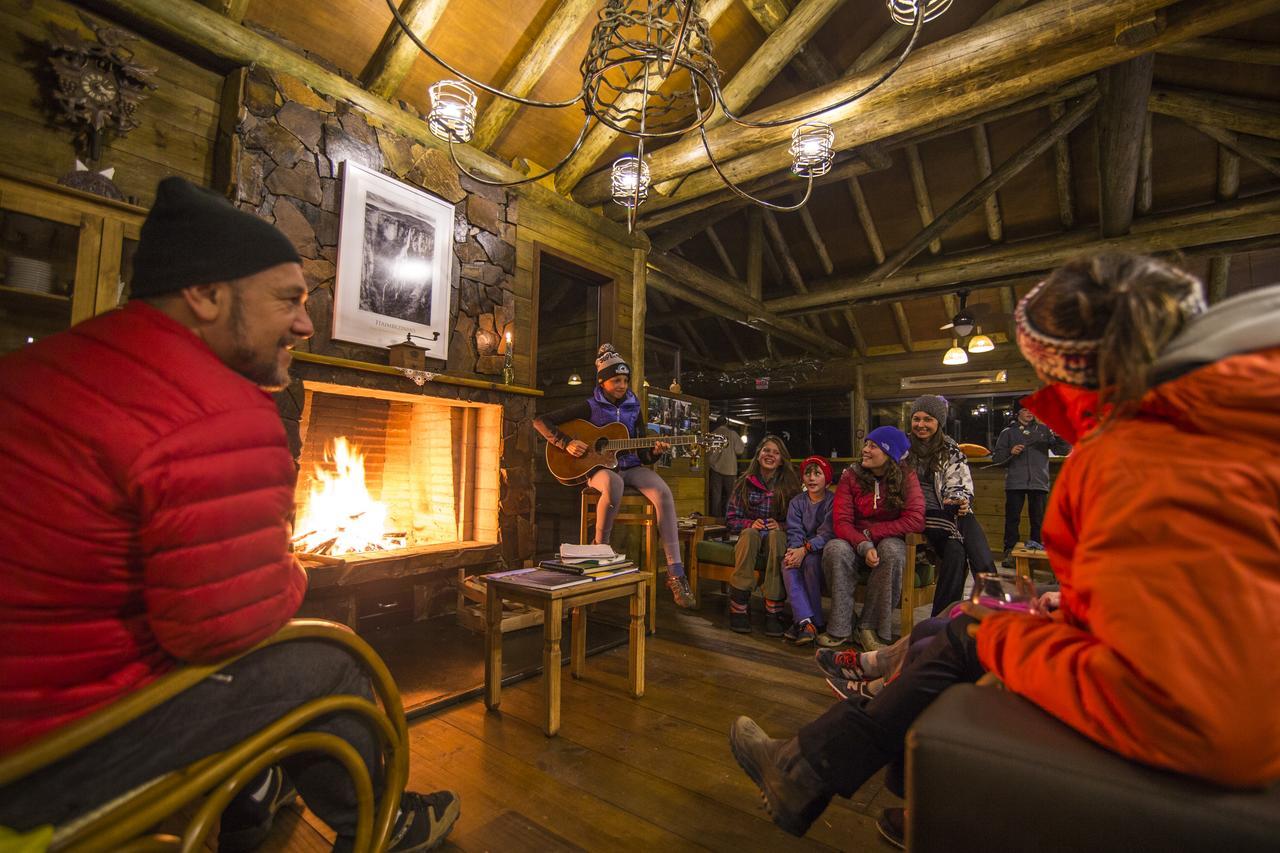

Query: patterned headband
left=1015, top=272, right=1207, bottom=388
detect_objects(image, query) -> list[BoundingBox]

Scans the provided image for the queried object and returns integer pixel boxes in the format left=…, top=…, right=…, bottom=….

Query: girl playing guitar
left=532, top=343, right=694, bottom=608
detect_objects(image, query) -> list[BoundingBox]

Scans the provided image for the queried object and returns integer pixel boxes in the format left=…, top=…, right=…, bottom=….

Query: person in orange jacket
left=727, top=253, right=1280, bottom=844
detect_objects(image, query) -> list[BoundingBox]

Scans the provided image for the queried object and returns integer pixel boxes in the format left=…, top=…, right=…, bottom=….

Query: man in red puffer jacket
left=0, top=178, right=457, bottom=852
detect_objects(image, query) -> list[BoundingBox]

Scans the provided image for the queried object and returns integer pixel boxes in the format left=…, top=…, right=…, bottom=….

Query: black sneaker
left=877, top=806, right=906, bottom=850
left=217, top=765, right=297, bottom=853
left=728, top=716, right=832, bottom=837
left=763, top=612, right=786, bottom=637
left=1001, top=550, right=1014, bottom=569
left=782, top=621, right=801, bottom=642
left=793, top=621, right=818, bottom=646
left=825, top=677, right=876, bottom=701
left=729, top=609, right=751, bottom=633
left=389, top=790, right=459, bottom=851
left=814, top=648, right=866, bottom=682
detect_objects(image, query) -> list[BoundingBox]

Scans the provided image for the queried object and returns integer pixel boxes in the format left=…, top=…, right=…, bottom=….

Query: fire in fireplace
left=293, top=382, right=500, bottom=559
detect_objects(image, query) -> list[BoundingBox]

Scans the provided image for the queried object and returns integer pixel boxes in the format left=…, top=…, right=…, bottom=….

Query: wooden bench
left=1010, top=546, right=1052, bottom=583
left=484, top=572, right=647, bottom=737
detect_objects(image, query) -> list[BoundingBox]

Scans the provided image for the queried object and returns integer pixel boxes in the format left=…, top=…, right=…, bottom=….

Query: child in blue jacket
left=781, top=456, right=835, bottom=645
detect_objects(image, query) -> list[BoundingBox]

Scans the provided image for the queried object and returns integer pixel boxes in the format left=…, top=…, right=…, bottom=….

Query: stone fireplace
left=293, top=381, right=500, bottom=558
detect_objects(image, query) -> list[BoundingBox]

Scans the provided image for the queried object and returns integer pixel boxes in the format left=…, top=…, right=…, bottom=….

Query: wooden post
left=1097, top=55, right=1155, bottom=237
left=631, top=246, right=648, bottom=393
left=746, top=208, right=764, bottom=302
left=1137, top=112, right=1154, bottom=215
left=906, top=144, right=942, bottom=254
left=361, top=0, right=451, bottom=99
left=853, top=364, right=868, bottom=450
left=971, top=124, right=1004, bottom=242
left=1050, top=101, right=1076, bottom=229
left=847, top=174, right=886, bottom=264
left=1210, top=142, right=1240, bottom=303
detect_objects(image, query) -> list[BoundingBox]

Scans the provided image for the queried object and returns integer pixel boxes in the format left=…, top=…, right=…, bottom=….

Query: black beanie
left=130, top=177, right=301, bottom=298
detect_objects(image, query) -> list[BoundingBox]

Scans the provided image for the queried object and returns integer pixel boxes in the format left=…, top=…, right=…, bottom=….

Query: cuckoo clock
left=46, top=13, right=156, bottom=161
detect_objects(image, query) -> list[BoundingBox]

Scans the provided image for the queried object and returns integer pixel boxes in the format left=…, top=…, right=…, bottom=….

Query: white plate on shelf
left=4, top=258, right=55, bottom=294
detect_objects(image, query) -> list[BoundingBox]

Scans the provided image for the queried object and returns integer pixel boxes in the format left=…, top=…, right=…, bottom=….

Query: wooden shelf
left=0, top=284, right=71, bottom=314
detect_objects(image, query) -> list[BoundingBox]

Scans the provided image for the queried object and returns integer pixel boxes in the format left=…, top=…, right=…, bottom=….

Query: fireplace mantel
left=292, top=351, right=543, bottom=398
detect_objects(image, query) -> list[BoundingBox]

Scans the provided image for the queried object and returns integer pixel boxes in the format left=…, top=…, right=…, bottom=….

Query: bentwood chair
left=0, top=619, right=408, bottom=853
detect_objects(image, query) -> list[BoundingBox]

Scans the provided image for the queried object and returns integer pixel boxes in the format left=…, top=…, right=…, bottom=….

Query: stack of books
left=481, top=545, right=638, bottom=591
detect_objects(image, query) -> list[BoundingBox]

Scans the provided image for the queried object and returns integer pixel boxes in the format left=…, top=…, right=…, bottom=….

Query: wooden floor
left=260, top=590, right=904, bottom=852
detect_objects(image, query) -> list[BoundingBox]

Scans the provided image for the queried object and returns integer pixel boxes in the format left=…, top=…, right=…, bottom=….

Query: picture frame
left=333, top=160, right=454, bottom=358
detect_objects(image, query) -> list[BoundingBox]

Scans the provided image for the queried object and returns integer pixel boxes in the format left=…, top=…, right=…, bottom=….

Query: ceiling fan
left=939, top=290, right=1008, bottom=363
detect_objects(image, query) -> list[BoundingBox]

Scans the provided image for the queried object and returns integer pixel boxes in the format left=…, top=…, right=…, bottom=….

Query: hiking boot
left=782, top=621, right=801, bottom=642
left=763, top=611, right=786, bottom=637
left=729, top=610, right=752, bottom=633
left=729, top=716, right=832, bottom=838
left=877, top=806, right=906, bottom=850
left=815, top=648, right=866, bottom=682
left=217, top=765, right=297, bottom=853
left=793, top=621, right=818, bottom=646
left=815, top=631, right=849, bottom=648
left=855, top=627, right=887, bottom=652
left=666, top=574, right=695, bottom=608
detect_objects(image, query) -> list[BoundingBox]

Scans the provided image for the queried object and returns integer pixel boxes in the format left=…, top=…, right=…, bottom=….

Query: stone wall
left=230, top=67, right=536, bottom=599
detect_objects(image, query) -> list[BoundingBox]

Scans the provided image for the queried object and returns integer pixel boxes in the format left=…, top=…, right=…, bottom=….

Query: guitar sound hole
left=593, top=438, right=609, bottom=452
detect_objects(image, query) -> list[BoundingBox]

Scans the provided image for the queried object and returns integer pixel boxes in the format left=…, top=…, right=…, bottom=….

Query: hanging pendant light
left=789, top=123, right=835, bottom=177
left=610, top=155, right=650, bottom=208
left=967, top=328, right=995, bottom=353
left=427, top=80, right=477, bottom=143
left=888, top=0, right=954, bottom=26
left=567, top=373, right=583, bottom=385
left=943, top=339, right=969, bottom=365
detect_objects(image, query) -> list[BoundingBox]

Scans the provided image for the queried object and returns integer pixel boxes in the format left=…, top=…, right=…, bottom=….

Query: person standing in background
left=993, top=406, right=1071, bottom=562
left=707, top=415, right=745, bottom=518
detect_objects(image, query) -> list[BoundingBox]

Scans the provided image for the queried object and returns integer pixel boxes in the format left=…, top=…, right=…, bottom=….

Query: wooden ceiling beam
left=90, top=0, right=646, bottom=251
left=650, top=289, right=711, bottom=361
left=746, top=207, right=764, bottom=301
left=200, top=0, right=250, bottom=23
left=705, top=224, right=738, bottom=280
left=905, top=144, right=942, bottom=254
left=847, top=174, right=886, bottom=264
left=1048, top=101, right=1076, bottom=229
left=647, top=251, right=843, bottom=355
left=1137, top=112, right=1154, bottom=215
left=765, top=191, right=1280, bottom=314
left=1209, top=142, right=1240, bottom=303
left=971, top=124, right=1004, bottom=242
left=1097, top=55, right=1155, bottom=237
left=1149, top=85, right=1280, bottom=141
left=574, top=0, right=1279, bottom=207
left=869, top=89, right=1100, bottom=283
left=762, top=209, right=831, bottom=339
left=1189, top=123, right=1280, bottom=180
left=999, top=286, right=1018, bottom=341
left=891, top=302, right=914, bottom=352
left=1159, top=36, right=1280, bottom=65
left=651, top=206, right=738, bottom=252
left=469, top=0, right=597, bottom=151
left=797, top=202, right=834, bottom=276
left=361, top=0, right=451, bottom=99
left=551, top=0, right=736, bottom=194
left=718, top=317, right=750, bottom=364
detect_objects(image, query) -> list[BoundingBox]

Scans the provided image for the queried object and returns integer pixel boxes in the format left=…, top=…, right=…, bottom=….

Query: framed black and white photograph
left=333, top=160, right=454, bottom=358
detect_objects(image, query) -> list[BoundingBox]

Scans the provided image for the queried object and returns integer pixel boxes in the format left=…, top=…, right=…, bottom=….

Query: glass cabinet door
left=0, top=208, right=84, bottom=355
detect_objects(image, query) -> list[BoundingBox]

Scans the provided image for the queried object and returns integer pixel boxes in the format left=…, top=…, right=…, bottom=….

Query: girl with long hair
left=724, top=434, right=801, bottom=635
left=729, top=253, right=1280, bottom=842
left=820, top=427, right=925, bottom=651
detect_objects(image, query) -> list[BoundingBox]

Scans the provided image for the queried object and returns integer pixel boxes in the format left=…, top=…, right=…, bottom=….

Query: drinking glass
left=970, top=572, right=1044, bottom=616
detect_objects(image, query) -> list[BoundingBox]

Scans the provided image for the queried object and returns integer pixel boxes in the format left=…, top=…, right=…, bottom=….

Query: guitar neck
left=604, top=433, right=703, bottom=451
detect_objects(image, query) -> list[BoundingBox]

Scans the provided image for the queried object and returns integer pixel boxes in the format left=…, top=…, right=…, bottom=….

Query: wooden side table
left=484, top=573, right=648, bottom=736
left=1011, top=546, right=1051, bottom=582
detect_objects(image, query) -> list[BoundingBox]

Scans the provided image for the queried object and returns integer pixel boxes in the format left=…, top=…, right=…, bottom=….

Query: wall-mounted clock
left=46, top=13, right=156, bottom=161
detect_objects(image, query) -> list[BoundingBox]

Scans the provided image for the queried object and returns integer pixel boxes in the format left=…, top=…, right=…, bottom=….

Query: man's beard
left=228, top=290, right=292, bottom=390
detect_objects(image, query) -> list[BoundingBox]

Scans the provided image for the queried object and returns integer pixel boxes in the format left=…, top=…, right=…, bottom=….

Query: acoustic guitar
left=545, top=419, right=729, bottom=485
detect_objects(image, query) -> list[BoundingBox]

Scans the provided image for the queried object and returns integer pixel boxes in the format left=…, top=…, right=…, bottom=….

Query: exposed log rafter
left=1097, top=55, right=1155, bottom=237
left=470, top=0, right=597, bottom=151
left=971, top=124, right=1004, bottom=242
left=1209, top=142, right=1241, bottom=303
left=1049, top=101, right=1076, bottom=229
left=891, top=302, right=914, bottom=353
left=361, top=0, right=451, bottom=99
left=905, top=144, right=942, bottom=254
left=1189, top=122, right=1280, bottom=180
left=201, top=0, right=250, bottom=22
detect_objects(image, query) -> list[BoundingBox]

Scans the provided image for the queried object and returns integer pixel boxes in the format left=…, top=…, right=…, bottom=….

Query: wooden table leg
left=629, top=580, right=646, bottom=698
left=543, top=598, right=563, bottom=736
left=570, top=605, right=586, bottom=679
left=484, top=584, right=504, bottom=711
left=1015, top=555, right=1030, bottom=582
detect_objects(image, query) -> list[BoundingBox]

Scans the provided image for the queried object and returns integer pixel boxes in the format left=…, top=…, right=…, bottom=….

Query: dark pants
left=709, top=470, right=735, bottom=519
left=1004, top=489, right=1048, bottom=551
left=797, top=616, right=984, bottom=799
left=929, top=515, right=998, bottom=615
left=0, top=640, right=381, bottom=840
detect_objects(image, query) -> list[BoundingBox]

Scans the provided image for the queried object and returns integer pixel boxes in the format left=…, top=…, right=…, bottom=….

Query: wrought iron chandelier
left=387, top=0, right=951, bottom=230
